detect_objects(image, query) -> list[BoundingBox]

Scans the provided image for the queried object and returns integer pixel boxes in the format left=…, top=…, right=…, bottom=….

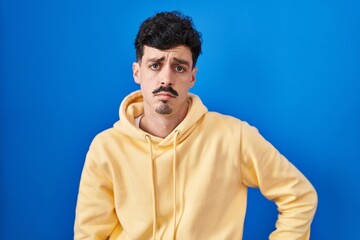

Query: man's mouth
left=155, top=92, right=175, bottom=101
left=152, top=86, right=179, bottom=98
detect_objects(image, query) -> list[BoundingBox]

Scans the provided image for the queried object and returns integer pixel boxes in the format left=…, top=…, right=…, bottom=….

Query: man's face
left=133, top=45, right=197, bottom=116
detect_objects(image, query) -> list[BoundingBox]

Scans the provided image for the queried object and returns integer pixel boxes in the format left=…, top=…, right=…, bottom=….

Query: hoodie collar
left=114, top=90, right=208, bottom=146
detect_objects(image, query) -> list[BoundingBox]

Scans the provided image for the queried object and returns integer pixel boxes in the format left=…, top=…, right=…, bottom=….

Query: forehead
left=142, top=45, right=193, bottom=64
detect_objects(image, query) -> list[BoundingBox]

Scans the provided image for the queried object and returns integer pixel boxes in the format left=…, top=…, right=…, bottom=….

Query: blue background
left=1, top=0, right=359, bottom=239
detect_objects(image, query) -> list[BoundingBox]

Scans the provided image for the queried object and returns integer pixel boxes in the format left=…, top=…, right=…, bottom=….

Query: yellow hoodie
left=74, top=90, right=317, bottom=240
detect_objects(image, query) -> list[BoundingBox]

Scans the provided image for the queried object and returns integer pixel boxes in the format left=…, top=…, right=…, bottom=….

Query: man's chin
left=155, top=103, right=172, bottom=115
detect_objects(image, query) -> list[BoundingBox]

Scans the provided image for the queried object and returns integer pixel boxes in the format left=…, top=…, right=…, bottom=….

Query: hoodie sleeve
left=74, top=136, right=121, bottom=239
left=239, top=121, right=318, bottom=240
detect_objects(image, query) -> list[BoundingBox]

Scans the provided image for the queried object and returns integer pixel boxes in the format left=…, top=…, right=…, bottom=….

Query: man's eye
left=175, top=66, right=185, bottom=72
left=150, top=63, right=160, bottom=70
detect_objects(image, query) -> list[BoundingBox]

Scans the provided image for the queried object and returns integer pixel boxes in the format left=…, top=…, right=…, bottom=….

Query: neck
left=140, top=105, right=188, bottom=138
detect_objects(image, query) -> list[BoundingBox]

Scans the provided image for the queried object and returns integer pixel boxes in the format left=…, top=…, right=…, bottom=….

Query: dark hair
left=134, top=11, right=202, bottom=67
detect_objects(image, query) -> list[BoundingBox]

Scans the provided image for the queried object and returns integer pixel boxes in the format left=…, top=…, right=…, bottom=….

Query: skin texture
left=132, top=45, right=198, bottom=138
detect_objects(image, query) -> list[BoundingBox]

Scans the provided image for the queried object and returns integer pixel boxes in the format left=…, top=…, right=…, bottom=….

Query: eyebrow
left=146, top=57, right=165, bottom=63
left=173, top=57, right=191, bottom=67
left=144, top=57, right=191, bottom=67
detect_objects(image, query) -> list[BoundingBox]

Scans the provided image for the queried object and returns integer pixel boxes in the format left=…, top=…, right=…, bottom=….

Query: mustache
left=152, top=86, right=179, bottom=96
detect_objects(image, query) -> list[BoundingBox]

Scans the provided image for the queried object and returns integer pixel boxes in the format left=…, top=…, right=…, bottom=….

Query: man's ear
left=190, top=67, right=198, bottom=88
left=133, top=62, right=141, bottom=84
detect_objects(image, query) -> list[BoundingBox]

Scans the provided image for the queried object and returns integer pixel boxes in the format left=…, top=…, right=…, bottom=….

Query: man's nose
left=160, top=66, right=174, bottom=86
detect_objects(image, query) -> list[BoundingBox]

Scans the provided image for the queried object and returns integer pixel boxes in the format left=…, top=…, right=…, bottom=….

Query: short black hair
left=134, top=11, right=202, bottom=67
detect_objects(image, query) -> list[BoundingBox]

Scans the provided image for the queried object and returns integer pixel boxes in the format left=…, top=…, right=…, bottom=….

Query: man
left=74, top=11, right=317, bottom=239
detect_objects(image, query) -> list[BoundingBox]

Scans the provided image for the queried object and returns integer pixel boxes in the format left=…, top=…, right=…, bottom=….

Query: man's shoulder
left=202, top=111, right=255, bottom=132
left=203, top=111, right=243, bottom=124
left=89, top=126, right=126, bottom=147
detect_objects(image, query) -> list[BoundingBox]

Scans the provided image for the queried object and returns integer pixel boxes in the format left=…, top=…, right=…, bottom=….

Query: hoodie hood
left=114, top=90, right=208, bottom=146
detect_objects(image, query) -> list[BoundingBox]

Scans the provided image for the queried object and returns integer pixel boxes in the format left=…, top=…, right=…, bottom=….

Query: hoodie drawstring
left=145, top=135, right=157, bottom=240
left=172, top=130, right=179, bottom=240
left=145, top=131, right=180, bottom=240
